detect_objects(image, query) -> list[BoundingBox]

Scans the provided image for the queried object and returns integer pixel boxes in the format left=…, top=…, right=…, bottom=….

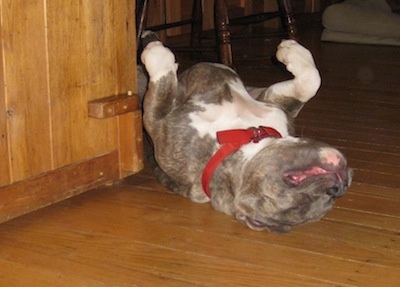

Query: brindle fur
left=140, top=31, right=352, bottom=233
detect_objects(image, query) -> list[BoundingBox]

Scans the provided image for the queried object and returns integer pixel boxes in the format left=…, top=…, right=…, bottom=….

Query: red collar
left=201, top=126, right=282, bottom=198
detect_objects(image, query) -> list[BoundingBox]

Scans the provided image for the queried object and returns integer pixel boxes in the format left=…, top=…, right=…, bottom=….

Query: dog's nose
left=327, top=178, right=349, bottom=197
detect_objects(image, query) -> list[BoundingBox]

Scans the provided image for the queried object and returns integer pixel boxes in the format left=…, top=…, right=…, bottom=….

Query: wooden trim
left=88, top=93, right=140, bottom=119
left=118, top=110, right=144, bottom=178
left=0, top=151, right=120, bottom=223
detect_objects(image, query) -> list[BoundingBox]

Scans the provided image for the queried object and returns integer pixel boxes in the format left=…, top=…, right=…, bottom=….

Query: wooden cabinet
left=0, top=0, right=143, bottom=222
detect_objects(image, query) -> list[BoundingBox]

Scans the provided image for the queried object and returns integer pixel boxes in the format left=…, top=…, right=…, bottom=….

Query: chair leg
left=190, top=0, right=203, bottom=49
left=276, top=0, right=298, bottom=40
left=214, top=0, right=233, bottom=68
left=136, top=0, right=149, bottom=47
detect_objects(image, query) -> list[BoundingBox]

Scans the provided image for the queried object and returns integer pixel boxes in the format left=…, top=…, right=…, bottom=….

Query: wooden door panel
left=1, top=0, right=141, bottom=185
left=0, top=0, right=142, bottom=221
left=47, top=0, right=119, bottom=168
left=0, top=19, right=10, bottom=187
left=1, top=0, right=53, bottom=182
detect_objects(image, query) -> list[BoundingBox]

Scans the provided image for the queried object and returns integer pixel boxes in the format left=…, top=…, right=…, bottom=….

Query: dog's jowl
left=140, top=31, right=352, bottom=233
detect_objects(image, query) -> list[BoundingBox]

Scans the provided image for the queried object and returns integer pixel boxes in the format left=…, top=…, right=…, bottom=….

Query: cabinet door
left=0, top=0, right=142, bottom=221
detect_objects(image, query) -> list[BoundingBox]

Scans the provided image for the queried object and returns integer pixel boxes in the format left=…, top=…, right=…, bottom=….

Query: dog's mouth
left=285, top=166, right=336, bottom=184
left=282, top=147, right=352, bottom=198
left=283, top=166, right=351, bottom=198
left=249, top=219, right=292, bottom=233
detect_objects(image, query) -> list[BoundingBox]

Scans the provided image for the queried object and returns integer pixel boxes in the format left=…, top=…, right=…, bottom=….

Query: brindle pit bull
left=140, top=31, right=352, bottom=233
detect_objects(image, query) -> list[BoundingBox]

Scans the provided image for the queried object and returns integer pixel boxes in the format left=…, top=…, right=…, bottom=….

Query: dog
left=140, top=31, right=352, bottom=233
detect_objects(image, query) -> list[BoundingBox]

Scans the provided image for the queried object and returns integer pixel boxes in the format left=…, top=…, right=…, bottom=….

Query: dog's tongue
left=285, top=166, right=335, bottom=186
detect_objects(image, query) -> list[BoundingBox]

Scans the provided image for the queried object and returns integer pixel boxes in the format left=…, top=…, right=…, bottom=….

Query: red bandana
left=201, top=126, right=282, bottom=198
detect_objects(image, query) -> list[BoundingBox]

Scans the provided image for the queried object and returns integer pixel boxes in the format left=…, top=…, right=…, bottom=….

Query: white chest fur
left=188, top=79, right=291, bottom=160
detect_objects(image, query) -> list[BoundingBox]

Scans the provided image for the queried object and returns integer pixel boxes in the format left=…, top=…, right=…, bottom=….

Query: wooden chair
left=136, top=0, right=203, bottom=53
left=136, top=0, right=298, bottom=68
left=215, top=0, right=298, bottom=67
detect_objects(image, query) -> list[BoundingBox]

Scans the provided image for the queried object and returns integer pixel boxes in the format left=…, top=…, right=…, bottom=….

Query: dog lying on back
left=140, top=31, right=352, bottom=233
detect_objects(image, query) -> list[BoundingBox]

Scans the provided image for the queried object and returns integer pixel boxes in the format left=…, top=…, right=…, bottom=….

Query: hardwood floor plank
left=349, top=168, right=399, bottom=188
left=303, top=98, right=400, bottom=120
left=350, top=182, right=400, bottom=200
left=297, top=122, right=399, bottom=146
left=296, top=126, right=400, bottom=162
left=88, top=184, right=400, bottom=254
left=3, top=184, right=398, bottom=286
left=0, top=230, right=208, bottom=287
left=335, top=192, right=400, bottom=217
left=0, top=258, right=103, bottom=287
left=299, top=137, right=400, bottom=160
left=326, top=207, right=400, bottom=232
left=1, top=222, right=344, bottom=287
left=318, top=87, right=400, bottom=105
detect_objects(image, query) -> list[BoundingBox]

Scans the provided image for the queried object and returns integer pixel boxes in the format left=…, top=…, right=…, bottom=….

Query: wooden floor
left=0, top=25, right=399, bottom=286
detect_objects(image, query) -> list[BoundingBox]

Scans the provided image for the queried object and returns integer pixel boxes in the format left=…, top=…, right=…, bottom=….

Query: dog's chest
left=186, top=81, right=290, bottom=160
left=188, top=102, right=287, bottom=160
left=188, top=82, right=289, bottom=140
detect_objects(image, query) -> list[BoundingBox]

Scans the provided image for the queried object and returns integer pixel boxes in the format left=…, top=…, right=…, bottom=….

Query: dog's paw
left=276, top=40, right=316, bottom=76
left=276, top=40, right=321, bottom=101
left=140, top=31, right=178, bottom=82
left=141, top=30, right=160, bottom=49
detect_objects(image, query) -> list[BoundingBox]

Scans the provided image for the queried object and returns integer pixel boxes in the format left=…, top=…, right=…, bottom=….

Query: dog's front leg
left=140, top=31, right=179, bottom=134
left=256, top=40, right=321, bottom=118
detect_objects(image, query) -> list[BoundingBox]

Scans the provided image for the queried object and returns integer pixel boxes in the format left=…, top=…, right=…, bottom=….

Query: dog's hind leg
left=253, top=40, right=321, bottom=118
left=140, top=31, right=179, bottom=134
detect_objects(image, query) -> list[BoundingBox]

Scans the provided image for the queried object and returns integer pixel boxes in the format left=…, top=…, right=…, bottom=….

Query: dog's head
left=230, top=138, right=352, bottom=233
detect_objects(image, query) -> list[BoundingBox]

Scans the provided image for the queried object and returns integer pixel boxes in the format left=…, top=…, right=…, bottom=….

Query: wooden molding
left=88, top=93, right=140, bottom=119
left=88, top=94, right=144, bottom=177
left=0, top=151, right=120, bottom=223
left=118, top=110, right=144, bottom=178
